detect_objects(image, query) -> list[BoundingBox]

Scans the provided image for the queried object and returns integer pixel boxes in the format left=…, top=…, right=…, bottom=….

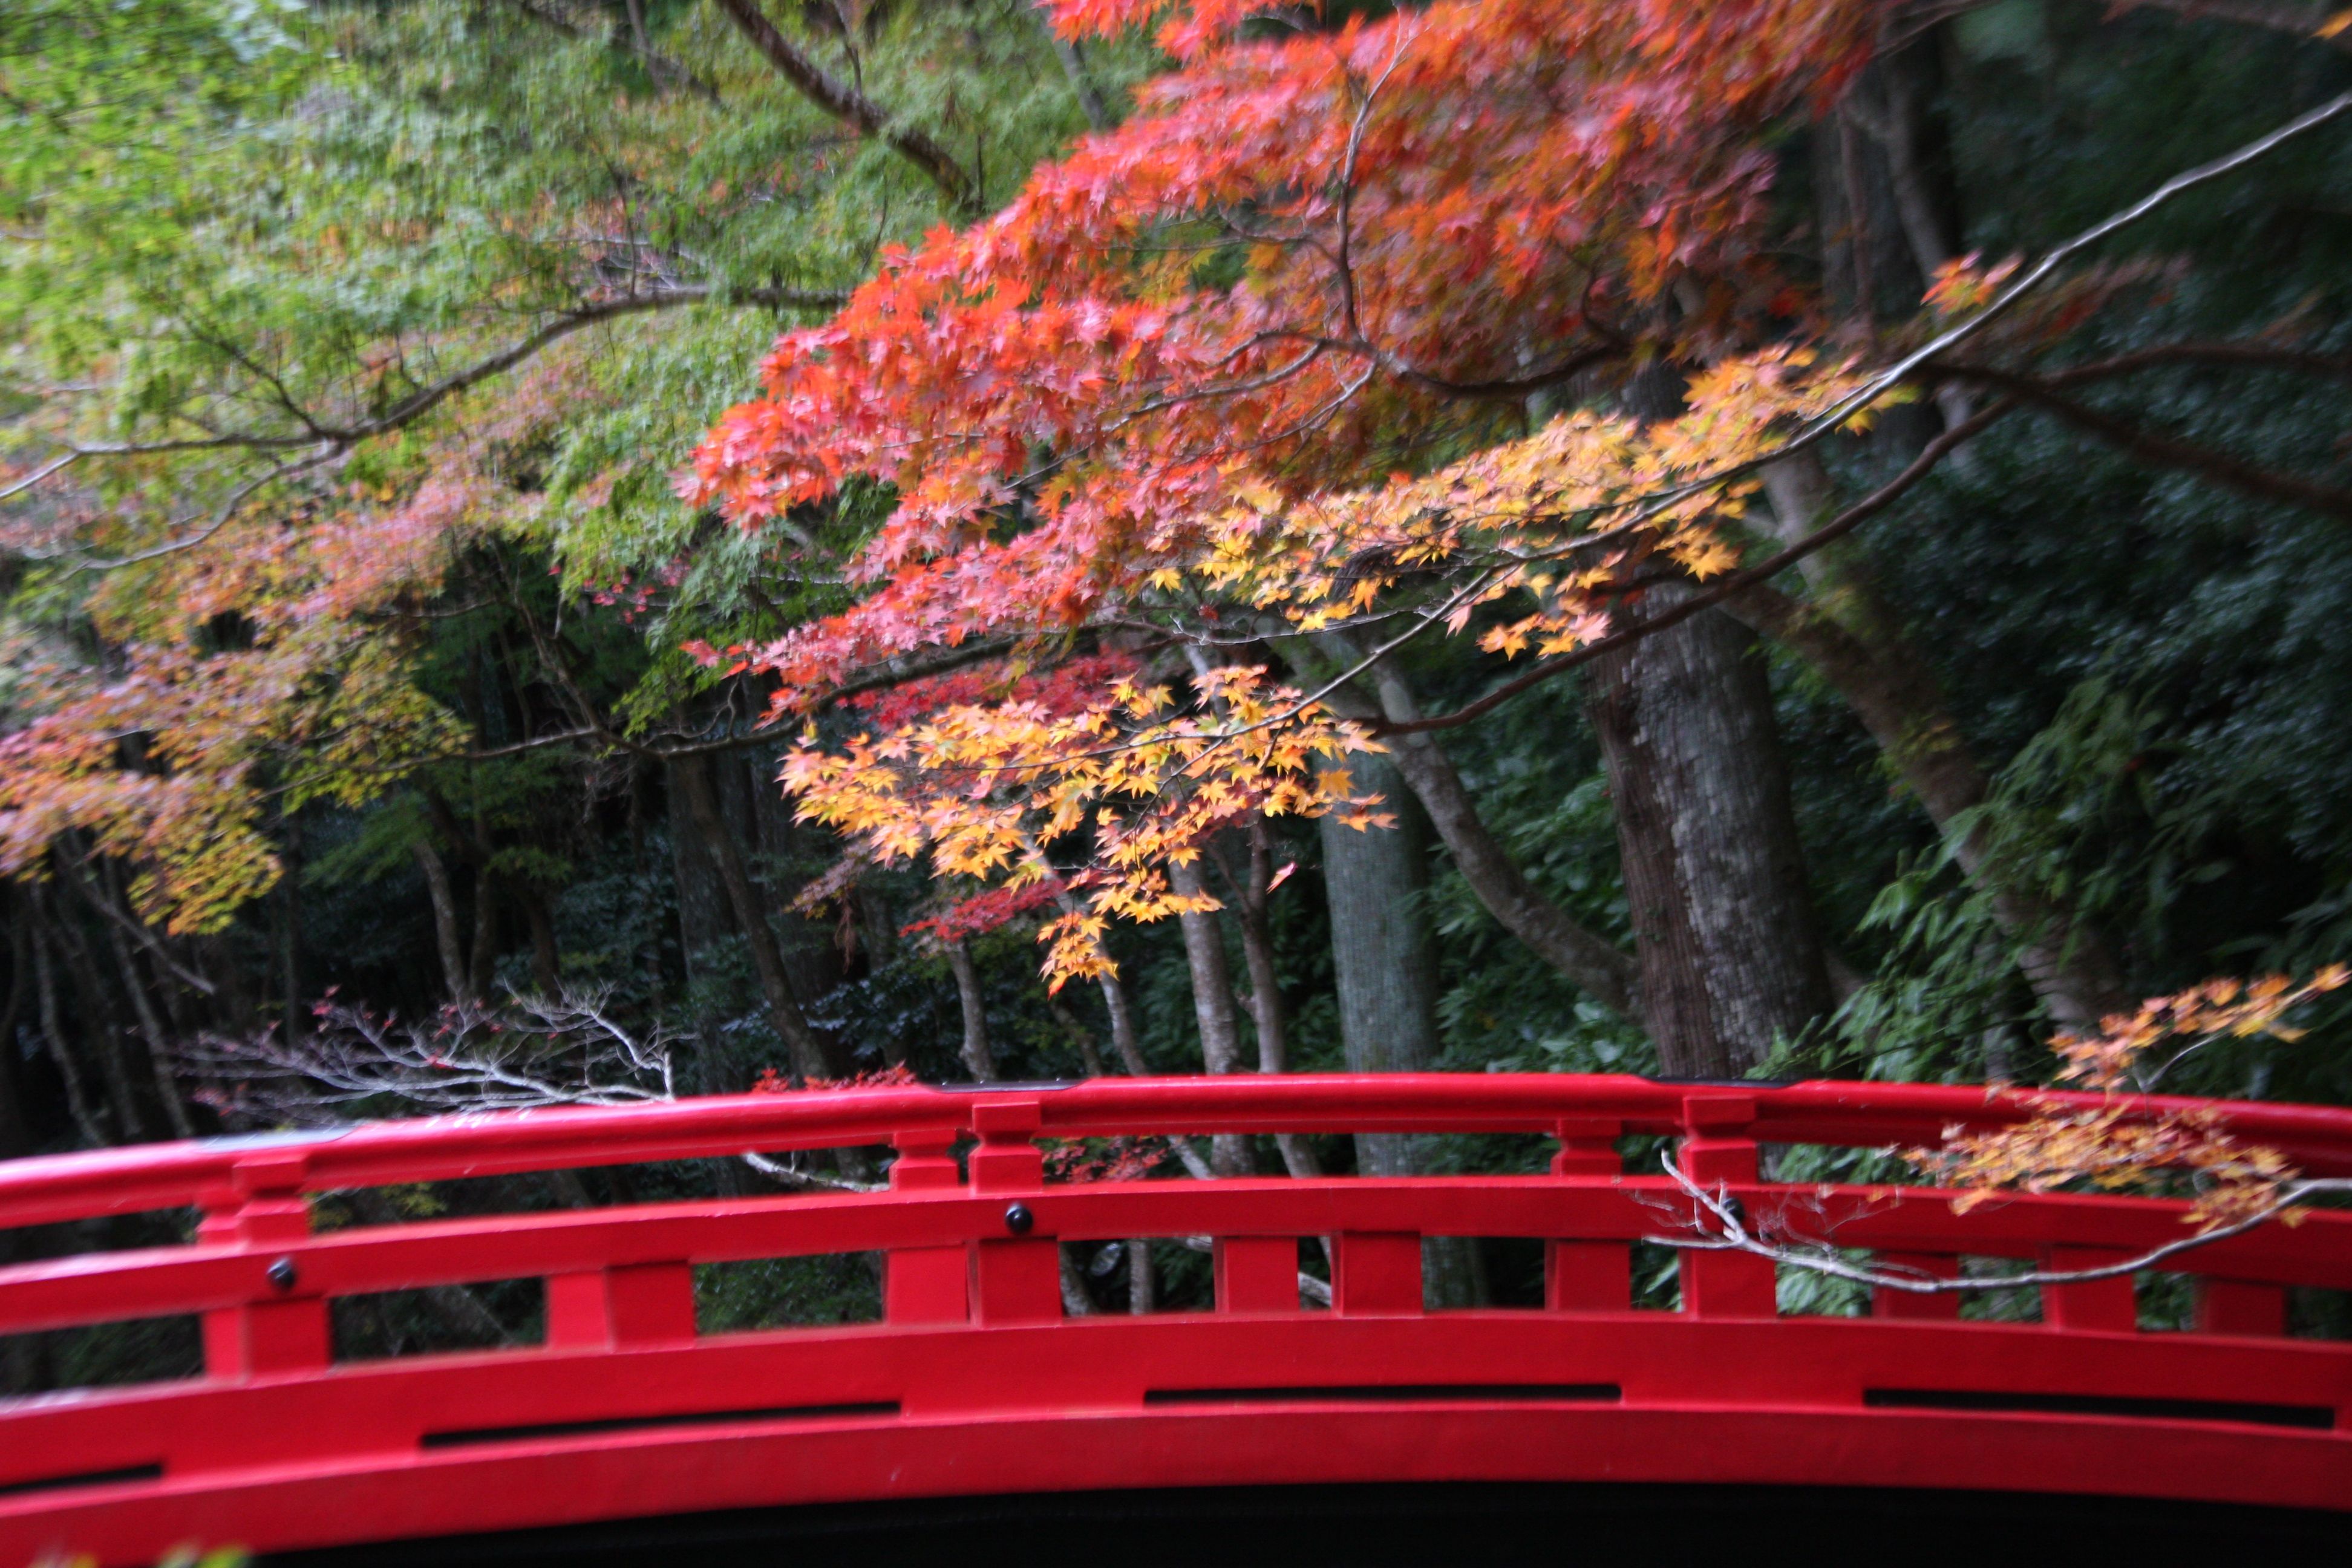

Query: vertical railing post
left=1546, top=1117, right=1629, bottom=1311
left=1331, top=1233, right=1422, bottom=1315
left=2195, top=1278, right=2287, bottom=1336
left=199, top=1152, right=329, bottom=1380
left=1676, top=1094, right=1777, bottom=1318
left=1214, top=1238, right=1301, bottom=1313
left=886, top=1123, right=970, bottom=1325
left=2040, top=1247, right=2138, bottom=1332
left=966, top=1099, right=1061, bottom=1324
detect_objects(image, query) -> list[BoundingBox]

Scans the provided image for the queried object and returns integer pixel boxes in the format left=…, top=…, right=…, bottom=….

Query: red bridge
left=2, top=1075, right=2350, bottom=1564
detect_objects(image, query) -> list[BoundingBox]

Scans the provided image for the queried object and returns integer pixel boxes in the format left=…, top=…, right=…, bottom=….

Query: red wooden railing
left=2, top=1074, right=2350, bottom=1563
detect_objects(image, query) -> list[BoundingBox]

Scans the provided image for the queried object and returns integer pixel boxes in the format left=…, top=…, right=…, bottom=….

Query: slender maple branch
left=0, top=450, right=83, bottom=504
left=712, top=0, right=981, bottom=215
left=1949, top=364, right=2352, bottom=522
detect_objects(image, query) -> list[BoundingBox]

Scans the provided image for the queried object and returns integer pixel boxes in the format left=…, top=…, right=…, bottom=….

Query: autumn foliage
left=688, top=0, right=1887, bottom=980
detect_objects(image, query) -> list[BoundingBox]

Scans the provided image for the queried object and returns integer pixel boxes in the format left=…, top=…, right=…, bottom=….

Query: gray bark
left=1168, top=855, right=1253, bottom=1175
left=29, top=907, right=101, bottom=1145
left=944, top=939, right=995, bottom=1082
left=413, top=841, right=470, bottom=1004
left=1587, top=583, right=1834, bottom=1076
left=1316, top=751, right=1483, bottom=1305
left=674, top=752, right=844, bottom=1082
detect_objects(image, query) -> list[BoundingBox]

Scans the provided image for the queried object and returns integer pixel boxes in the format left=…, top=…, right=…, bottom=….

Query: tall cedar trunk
left=465, top=805, right=498, bottom=1003
left=88, top=875, right=192, bottom=1138
left=1589, top=361, right=1834, bottom=1076
left=1168, top=855, right=1253, bottom=1175
left=1317, top=751, right=1484, bottom=1305
left=944, top=939, right=995, bottom=1081
left=673, top=752, right=845, bottom=1082
left=664, top=759, right=734, bottom=1088
left=739, top=751, right=845, bottom=1007
left=1587, top=582, right=1834, bottom=1076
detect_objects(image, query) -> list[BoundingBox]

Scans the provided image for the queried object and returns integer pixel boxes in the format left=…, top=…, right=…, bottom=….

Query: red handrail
left=2, top=1074, right=2349, bottom=1565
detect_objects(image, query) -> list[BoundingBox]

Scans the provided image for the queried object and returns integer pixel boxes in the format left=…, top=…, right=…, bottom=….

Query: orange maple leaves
left=1913, top=969, right=2351, bottom=1229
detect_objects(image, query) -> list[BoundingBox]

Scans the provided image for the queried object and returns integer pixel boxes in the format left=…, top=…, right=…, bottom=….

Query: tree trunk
left=413, top=841, right=471, bottom=1005
left=1316, top=751, right=1484, bottom=1305
left=1168, top=855, right=1253, bottom=1175
left=45, top=887, right=145, bottom=1139
left=1213, top=826, right=1321, bottom=1179
left=28, top=907, right=102, bottom=1146
left=673, top=752, right=845, bottom=1082
left=944, top=939, right=995, bottom=1081
left=278, top=809, right=305, bottom=1043
left=1298, top=635, right=1639, bottom=1020
left=523, top=890, right=561, bottom=998
left=1587, top=583, right=1834, bottom=1076
left=0, top=898, right=34, bottom=1158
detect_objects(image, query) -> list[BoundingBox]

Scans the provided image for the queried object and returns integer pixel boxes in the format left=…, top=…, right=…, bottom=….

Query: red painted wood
left=2197, top=1278, right=2288, bottom=1337
left=1, top=1075, right=2350, bottom=1566
left=2042, top=1247, right=2140, bottom=1333
left=1333, top=1233, right=1422, bottom=1315
left=1215, top=1237, right=1301, bottom=1313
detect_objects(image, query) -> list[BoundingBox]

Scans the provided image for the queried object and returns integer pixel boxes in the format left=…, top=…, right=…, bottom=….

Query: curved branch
left=713, top=0, right=981, bottom=215
left=1951, top=365, right=2352, bottom=522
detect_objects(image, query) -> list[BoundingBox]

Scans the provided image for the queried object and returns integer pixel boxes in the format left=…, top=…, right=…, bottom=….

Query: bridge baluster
left=886, top=1124, right=971, bottom=1324
left=1332, top=1233, right=1423, bottom=1315
left=2040, top=1247, right=2138, bottom=1332
left=966, top=1099, right=1062, bottom=1324
left=198, top=1152, right=329, bottom=1380
left=1546, top=1117, right=1630, bottom=1312
left=547, top=1263, right=697, bottom=1348
left=2195, top=1278, right=2288, bottom=1336
left=1870, top=1252, right=1961, bottom=1320
left=1215, top=1238, right=1302, bottom=1312
left=1677, top=1095, right=1778, bottom=1319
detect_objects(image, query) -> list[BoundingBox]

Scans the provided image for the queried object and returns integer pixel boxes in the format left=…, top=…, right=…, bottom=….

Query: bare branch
left=1651, top=1147, right=2349, bottom=1294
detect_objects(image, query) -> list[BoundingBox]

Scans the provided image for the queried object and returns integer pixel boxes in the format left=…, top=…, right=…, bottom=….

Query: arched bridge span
left=1, top=1075, right=2350, bottom=1563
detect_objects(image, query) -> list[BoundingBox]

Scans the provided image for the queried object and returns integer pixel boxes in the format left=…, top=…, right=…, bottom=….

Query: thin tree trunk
left=1298, top=636, right=1639, bottom=1019
left=675, top=753, right=844, bottom=1081
left=28, top=909, right=102, bottom=1146
left=1097, top=971, right=1148, bottom=1075
left=45, top=886, right=144, bottom=1139
left=1168, top=855, right=1253, bottom=1175
left=0, top=900, right=34, bottom=1158
left=1318, top=752, right=1484, bottom=1305
left=523, top=890, right=561, bottom=998
left=1129, top=1239, right=1155, bottom=1314
left=277, top=809, right=306, bottom=1044
left=944, top=939, right=995, bottom=1081
left=413, top=841, right=471, bottom=1005
left=87, top=874, right=192, bottom=1138
left=1213, top=826, right=1321, bottom=1178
